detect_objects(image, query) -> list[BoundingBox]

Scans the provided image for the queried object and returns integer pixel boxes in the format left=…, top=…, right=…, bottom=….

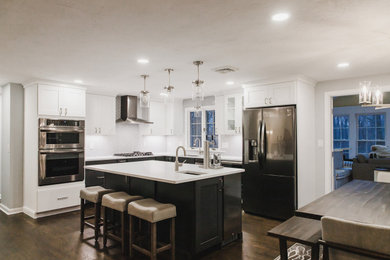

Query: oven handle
left=39, top=149, right=84, bottom=154
left=39, top=127, right=84, bottom=133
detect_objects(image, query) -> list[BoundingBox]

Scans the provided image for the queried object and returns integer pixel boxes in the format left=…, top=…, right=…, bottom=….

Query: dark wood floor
left=0, top=209, right=283, bottom=259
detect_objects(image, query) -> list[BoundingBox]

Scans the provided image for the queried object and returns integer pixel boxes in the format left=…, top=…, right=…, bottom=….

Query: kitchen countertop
left=85, top=153, right=242, bottom=162
left=84, top=160, right=244, bottom=184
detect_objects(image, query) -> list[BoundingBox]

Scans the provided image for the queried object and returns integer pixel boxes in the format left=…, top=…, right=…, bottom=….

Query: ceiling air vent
left=213, top=66, right=238, bottom=74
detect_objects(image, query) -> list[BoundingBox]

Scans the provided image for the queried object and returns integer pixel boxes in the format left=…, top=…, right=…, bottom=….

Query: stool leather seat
left=128, top=198, right=176, bottom=223
left=102, top=192, right=143, bottom=212
left=80, top=186, right=114, bottom=203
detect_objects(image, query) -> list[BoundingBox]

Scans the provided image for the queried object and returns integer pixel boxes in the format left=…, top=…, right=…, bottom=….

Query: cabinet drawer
left=85, top=170, right=105, bottom=187
left=37, top=183, right=84, bottom=213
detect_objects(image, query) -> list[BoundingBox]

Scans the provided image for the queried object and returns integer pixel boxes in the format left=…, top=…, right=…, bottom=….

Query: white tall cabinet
left=243, top=77, right=316, bottom=208
left=23, top=83, right=86, bottom=219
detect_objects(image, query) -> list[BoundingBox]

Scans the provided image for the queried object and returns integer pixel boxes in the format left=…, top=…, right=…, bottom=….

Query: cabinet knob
left=65, top=108, right=68, bottom=116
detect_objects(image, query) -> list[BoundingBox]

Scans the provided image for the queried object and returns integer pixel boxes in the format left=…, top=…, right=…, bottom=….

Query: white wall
left=85, top=122, right=167, bottom=157
left=315, top=73, right=390, bottom=198
left=0, top=91, right=2, bottom=199
left=1, top=83, right=24, bottom=211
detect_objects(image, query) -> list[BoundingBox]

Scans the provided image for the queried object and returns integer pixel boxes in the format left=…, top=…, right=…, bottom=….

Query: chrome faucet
left=193, top=138, right=203, bottom=155
left=175, top=146, right=187, bottom=171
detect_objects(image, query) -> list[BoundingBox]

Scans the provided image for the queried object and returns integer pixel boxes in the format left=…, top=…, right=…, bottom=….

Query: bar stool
left=128, top=198, right=177, bottom=260
left=80, top=186, right=114, bottom=244
left=102, top=192, right=143, bottom=255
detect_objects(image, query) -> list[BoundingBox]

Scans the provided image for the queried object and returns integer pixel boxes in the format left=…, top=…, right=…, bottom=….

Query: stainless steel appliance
left=242, top=106, right=296, bottom=220
left=39, top=118, right=84, bottom=149
left=39, top=119, right=85, bottom=186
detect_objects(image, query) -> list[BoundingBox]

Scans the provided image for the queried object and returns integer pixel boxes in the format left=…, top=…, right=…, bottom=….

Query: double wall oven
left=39, top=119, right=85, bottom=186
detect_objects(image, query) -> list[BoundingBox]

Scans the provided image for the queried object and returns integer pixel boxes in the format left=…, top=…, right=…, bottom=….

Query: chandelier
left=359, top=81, right=385, bottom=109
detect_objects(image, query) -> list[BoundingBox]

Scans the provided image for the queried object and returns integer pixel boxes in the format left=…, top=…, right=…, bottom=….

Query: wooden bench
left=268, top=216, right=322, bottom=260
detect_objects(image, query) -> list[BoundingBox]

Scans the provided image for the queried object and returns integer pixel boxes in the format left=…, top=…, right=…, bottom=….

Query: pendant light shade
left=372, top=86, right=383, bottom=106
left=359, top=81, right=372, bottom=105
left=192, top=61, right=205, bottom=106
left=161, top=68, right=175, bottom=103
left=140, top=75, right=150, bottom=108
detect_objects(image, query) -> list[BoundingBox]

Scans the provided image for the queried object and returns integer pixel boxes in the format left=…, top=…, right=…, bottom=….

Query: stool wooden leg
left=279, top=238, right=288, bottom=260
left=129, top=215, right=134, bottom=258
left=103, top=206, right=108, bottom=248
left=121, top=211, right=128, bottom=256
left=151, top=222, right=157, bottom=260
left=94, top=202, right=101, bottom=243
left=170, top=218, right=175, bottom=260
left=80, top=199, right=85, bottom=234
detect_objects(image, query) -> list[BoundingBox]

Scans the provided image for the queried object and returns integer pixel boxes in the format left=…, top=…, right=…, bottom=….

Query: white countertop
left=86, top=154, right=242, bottom=162
left=84, top=160, right=244, bottom=184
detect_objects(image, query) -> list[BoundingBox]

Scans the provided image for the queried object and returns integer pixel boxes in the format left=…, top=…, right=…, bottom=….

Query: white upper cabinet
left=244, top=82, right=296, bottom=108
left=165, top=100, right=184, bottom=136
left=141, top=101, right=166, bottom=136
left=59, top=88, right=86, bottom=117
left=86, top=94, right=116, bottom=135
left=224, top=94, right=243, bottom=135
left=38, top=84, right=86, bottom=117
left=214, top=95, right=224, bottom=135
left=38, top=85, right=60, bottom=116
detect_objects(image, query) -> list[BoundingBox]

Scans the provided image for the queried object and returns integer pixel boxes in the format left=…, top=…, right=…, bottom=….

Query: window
left=333, top=115, right=350, bottom=158
left=187, top=107, right=219, bottom=149
left=357, top=114, right=385, bottom=156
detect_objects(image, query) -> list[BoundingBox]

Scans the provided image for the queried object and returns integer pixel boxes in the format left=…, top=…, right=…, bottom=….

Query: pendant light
left=192, top=61, right=205, bottom=109
left=139, top=75, right=150, bottom=108
left=359, top=81, right=372, bottom=105
left=161, top=68, right=175, bottom=103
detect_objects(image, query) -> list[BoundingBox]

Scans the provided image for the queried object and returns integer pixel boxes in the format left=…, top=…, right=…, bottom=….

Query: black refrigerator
left=242, top=106, right=297, bottom=220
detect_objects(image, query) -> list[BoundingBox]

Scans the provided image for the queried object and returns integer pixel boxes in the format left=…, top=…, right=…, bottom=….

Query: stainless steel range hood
left=118, top=95, right=153, bottom=124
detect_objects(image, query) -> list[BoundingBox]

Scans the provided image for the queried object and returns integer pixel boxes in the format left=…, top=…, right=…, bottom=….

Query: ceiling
left=1, top=0, right=390, bottom=98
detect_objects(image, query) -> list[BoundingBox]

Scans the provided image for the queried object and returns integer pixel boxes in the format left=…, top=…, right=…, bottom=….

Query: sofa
left=352, top=155, right=390, bottom=181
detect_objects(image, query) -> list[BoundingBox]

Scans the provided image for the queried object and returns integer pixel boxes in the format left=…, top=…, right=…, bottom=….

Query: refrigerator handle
left=258, top=120, right=265, bottom=168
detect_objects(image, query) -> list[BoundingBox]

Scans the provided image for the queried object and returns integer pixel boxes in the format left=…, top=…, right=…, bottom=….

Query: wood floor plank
left=0, top=210, right=282, bottom=259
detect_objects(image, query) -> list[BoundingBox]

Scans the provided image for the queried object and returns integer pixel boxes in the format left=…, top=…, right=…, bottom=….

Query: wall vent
left=213, top=66, right=238, bottom=74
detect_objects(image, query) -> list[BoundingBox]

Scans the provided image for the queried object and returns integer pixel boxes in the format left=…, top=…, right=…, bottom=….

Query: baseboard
left=0, top=203, right=23, bottom=215
left=23, top=205, right=80, bottom=219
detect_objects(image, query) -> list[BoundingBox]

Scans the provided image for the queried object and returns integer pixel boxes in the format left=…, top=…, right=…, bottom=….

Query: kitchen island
left=85, top=160, right=244, bottom=258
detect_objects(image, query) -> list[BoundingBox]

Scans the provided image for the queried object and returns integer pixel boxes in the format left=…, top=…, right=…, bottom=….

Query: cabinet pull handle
left=99, top=128, right=101, bottom=134
left=96, top=176, right=105, bottom=179
left=269, top=98, right=272, bottom=104
left=57, top=196, right=68, bottom=201
left=65, top=108, right=68, bottom=116
left=59, top=108, right=62, bottom=115
left=95, top=128, right=97, bottom=134
left=265, top=98, right=268, bottom=104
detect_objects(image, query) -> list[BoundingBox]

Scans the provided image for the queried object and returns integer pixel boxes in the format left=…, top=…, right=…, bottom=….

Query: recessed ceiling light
left=272, top=13, right=290, bottom=22
left=74, top=79, right=83, bottom=84
left=137, top=58, right=149, bottom=64
left=226, top=81, right=235, bottom=85
left=337, top=62, right=350, bottom=68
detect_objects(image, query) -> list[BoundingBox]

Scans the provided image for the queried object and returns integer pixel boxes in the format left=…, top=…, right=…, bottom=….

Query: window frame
left=333, top=114, right=350, bottom=159
left=356, top=112, right=386, bottom=156
left=185, top=105, right=219, bottom=150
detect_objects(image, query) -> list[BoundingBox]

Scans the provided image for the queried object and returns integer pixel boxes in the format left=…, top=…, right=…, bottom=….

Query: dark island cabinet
left=195, top=177, right=223, bottom=253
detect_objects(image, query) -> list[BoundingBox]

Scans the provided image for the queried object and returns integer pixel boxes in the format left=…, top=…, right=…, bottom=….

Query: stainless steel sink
left=178, top=170, right=207, bottom=175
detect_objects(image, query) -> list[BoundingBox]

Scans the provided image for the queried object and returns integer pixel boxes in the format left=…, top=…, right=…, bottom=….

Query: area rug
left=274, top=243, right=323, bottom=260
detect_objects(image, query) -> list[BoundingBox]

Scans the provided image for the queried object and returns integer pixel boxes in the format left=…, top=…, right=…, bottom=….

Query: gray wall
left=1, top=83, right=24, bottom=210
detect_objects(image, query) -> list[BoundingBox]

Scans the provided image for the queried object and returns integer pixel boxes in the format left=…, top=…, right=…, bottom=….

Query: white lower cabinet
left=86, top=94, right=116, bottom=135
left=37, top=182, right=84, bottom=213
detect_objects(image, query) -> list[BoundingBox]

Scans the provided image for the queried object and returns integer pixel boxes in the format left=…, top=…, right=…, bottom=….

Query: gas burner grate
left=114, top=151, right=153, bottom=157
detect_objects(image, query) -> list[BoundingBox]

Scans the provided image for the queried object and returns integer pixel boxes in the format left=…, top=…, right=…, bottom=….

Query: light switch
left=317, top=139, right=324, bottom=148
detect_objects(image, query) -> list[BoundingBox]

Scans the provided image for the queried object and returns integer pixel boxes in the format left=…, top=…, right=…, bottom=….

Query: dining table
left=295, top=179, right=390, bottom=226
